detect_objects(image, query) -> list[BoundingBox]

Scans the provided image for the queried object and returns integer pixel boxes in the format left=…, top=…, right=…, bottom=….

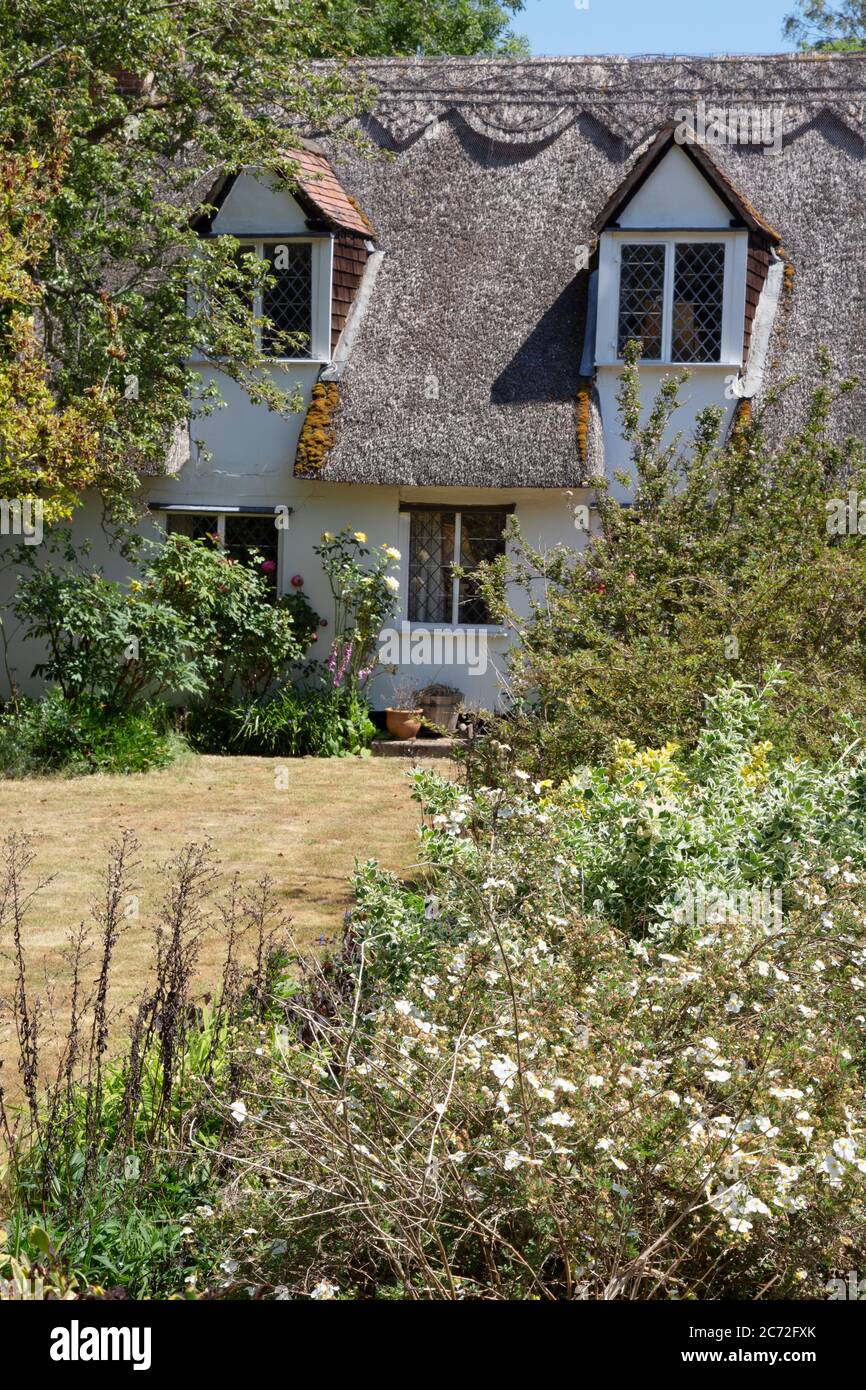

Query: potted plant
left=417, top=683, right=463, bottom=734
left=385, top=679, right=424, bottom=740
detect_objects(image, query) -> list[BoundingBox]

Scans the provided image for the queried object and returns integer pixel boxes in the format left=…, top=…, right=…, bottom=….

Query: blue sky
left=517, top=0, right=799, bottom=57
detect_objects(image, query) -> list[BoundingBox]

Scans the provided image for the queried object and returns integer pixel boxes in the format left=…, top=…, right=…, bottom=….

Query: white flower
left=543, top=1110, right=575, bottom=1128
left=585, top=1074, right=605, bottom=1089
left=229, top=1099, right=248, bottom=1125
left=384, top=575, right=400, bottom=592
left=743, top=1196, right=771, bottom=1217
left=704, top=1069, right=731, bottom=1083
left=832, top=1137, right=857, bottom=1164
left=503, top=1150, right=523, bottom=1171
left=310, top=1279, right=339, bottom=1300
left=819, top=1154, right=845, bottom=1183
left=382, top=545, right=401, bottom=561
left=490, top=1055, right=519, bottom=1087
left=553, top=1077, right=577, bottom=1093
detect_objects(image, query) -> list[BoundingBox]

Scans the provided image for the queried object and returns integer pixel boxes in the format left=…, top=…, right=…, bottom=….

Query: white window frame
left=398, top=507, right=510, bottom=631
left=236, top=236, right=333, bottom=364
left=596, top=229, right=748, bottom=368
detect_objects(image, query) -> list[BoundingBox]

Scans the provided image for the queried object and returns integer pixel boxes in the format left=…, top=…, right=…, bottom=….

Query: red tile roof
left=287, top=144, right=375, bottom=239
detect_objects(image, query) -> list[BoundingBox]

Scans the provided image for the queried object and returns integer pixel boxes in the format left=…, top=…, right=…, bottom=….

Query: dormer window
left=615, top=236, right=729, bottom=365
left=592, top=132, right=781, bottom=374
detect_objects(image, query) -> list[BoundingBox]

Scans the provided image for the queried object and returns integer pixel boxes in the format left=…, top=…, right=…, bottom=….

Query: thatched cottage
left=5, top=54, right=866, bottom=707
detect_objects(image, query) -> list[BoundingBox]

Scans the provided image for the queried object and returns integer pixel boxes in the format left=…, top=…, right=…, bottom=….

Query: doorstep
left=372, top=737, right=464, bottom=759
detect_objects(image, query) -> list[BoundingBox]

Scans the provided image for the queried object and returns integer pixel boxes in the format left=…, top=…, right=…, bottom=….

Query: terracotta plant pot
left=419, top=693, right=461, bottom=734
left=385, top=708, right=424, bottom=740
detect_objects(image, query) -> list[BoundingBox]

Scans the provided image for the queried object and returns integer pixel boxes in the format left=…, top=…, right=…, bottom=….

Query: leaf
left=29, top=1225, right=51, bottom=1255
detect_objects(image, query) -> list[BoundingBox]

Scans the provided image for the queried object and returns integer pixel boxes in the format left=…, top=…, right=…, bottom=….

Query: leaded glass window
left=617, top=243, right=666, bottom=360
left=671, top=242, right=725, bottom=363
left=407, top=509, right=507, bottom=625
left=262, top=243, right=312, bottom=358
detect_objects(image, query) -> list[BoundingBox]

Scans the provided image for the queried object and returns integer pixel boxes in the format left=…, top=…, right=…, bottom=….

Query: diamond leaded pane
left=408, top=511, right=455, bottom=623
left=672, top=242, right=725, bottom=363
left=167, top=513, right=219, bottom=544
left=224, top=514, right=279, bottom=586
left=262, top=243, right=312, bottom=357
left=617, top=243, right=666, bottom=360
left=457, top=511, right=508, bottom=625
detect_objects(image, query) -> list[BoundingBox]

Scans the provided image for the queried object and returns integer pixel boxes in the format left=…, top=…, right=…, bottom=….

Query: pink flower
left=260, top=559, right=277, bottom=574
left=319, top=618, right=328, bottom=628
left=290, top=574, right=304, bottom=588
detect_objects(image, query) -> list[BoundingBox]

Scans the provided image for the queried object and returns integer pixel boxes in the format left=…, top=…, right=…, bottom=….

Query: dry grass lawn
left=0, top=753, right=425, bottom=1083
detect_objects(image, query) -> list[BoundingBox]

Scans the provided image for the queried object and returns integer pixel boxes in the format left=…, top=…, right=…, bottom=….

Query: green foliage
left=784, top=0, right=866, bottom=50
left=315, top=528, right=401, bottom=687
left=149, top=534, right=317, bottom=702
left=11, top=534, right=316, bottom=722
left=0, top=689, right=184, bottom=775
left=0, top=1, right=372, bottom=524
left=14, top=550, right=203, bottom=710
left=216, top=683, right=866, bottom=1300
left=348, top=861, right=442, bottom=989
left=306, top=0, right=529, bottom=56
left=220, top=682, right=376, bottom=757
left=475, top=347, right=866, bottom=777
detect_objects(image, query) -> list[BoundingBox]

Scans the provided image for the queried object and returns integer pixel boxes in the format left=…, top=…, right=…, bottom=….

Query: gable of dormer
left=615, top=145, right=732, bottom=230
left=592, top=127, right=782, bottom=373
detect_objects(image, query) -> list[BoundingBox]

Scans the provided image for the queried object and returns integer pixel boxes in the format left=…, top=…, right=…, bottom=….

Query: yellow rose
left=354, top=531, right=367, bottom=543
left=130, top=579, right=142, bottom=592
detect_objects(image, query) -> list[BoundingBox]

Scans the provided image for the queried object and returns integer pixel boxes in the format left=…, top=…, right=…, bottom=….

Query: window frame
left=399, top=504, right=512, bottom=630
left=596, top=229, right=748, bottom=368
left=235, top=236, right=333, bottom=364
left=162, top=508, right=285, bottom=589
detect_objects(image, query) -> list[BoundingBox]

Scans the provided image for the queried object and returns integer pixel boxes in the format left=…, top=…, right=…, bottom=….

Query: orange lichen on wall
left=576, top=384, right=591, bottom=468
left=294, top=382, right=339, bottom=477
left=729, top=396, right=753, bottom=446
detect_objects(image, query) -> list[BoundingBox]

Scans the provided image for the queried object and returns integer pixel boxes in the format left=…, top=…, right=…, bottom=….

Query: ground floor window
left=165, top=511, right=281, bottom=586
left=404, top=506, right=511, bottom=625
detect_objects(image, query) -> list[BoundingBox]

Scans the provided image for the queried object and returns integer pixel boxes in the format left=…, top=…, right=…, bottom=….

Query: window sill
left=404, top=622, right=508, bottom=639
left=597, top=358, right=741, bottom=370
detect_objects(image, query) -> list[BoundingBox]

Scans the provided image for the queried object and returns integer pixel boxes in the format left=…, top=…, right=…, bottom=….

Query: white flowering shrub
left=229, top=684, right=866, bottom=1298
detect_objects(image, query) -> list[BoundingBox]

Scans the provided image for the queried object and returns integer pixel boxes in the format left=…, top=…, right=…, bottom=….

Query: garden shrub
left=473, top=347, right=866, bottom=777
left=149, top=534, right=318, bottom=702
left=0, top=690, right=184, bottom=775
left=222, top=683, right=376, bottom=758
left=13, top=552, right=203, bottom=710
left=211, top=681, right=866, bottom=1300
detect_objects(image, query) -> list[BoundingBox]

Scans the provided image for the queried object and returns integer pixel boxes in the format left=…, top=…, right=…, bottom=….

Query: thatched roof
left=307, top=54, right=866, bottom=488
